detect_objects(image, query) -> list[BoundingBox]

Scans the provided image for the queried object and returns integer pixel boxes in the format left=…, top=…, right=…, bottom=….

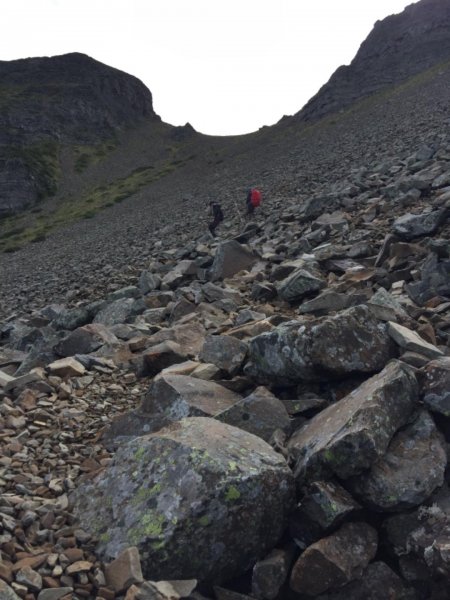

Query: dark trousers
left=209, top=217, right=221, bottom=236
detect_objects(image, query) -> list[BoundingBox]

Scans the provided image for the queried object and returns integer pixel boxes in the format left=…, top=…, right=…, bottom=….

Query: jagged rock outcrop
left=297, top=0, right=450, bottom=123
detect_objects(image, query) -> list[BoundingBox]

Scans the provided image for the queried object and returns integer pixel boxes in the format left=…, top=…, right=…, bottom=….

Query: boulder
left=288, top=360, right=418, bottom=483
left=94, top=298, right=144, bottom=326
left=405, top=253, right=450, bottom=306
left=0, top=581, right=21, bottom=600
left=421, top=356, right=450, bottom=416
left=143, top=341, right=188, bottom=377
left=251, top=548, right=291, bottom=600
left=245, top=305, right=395, bottom=384
left=276, top=262, right=326, bottom=303
left=216, top=387, right=291, bottom=442
left=53, top=324, right=118, bottom=357
left=349, top=410, right=446, bottom=511
left=139, top=271, right=161, bottom=294
left=71, top=417, right=295, bottom=584
left=299, top=480, right=361, bottom=530
left=393, top=208, right=448, bottom=240
left=141, top=374, right=241, bottom=419
left=47, top=357, right=86, bottom=378
left=200, top=335, right=248, bottom=376
left=209, top=240, right=258, bottom=281
left=289, top=522, right=378, bottom=595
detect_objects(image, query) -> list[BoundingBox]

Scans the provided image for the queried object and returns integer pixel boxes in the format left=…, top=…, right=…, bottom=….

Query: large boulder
left=349, top=410, right=446, bottom=511
left=71, top=417, right=295, bottom=584
left=141, top=374, right=241, bottom=419
left=209, top=240, right=258, bottom=281
left=245, top=305, right=395, bottom=384
left=288, top=360, right=418, bottom=483
left=393, top=208, right=448, bottom=240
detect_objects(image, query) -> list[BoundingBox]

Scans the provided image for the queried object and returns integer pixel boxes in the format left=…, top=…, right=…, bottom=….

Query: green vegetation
left=10, top=139, right=61, bottom=200
left=0, top=155, right=191, bottom=253
left=73, top=139, right=118, bottom=173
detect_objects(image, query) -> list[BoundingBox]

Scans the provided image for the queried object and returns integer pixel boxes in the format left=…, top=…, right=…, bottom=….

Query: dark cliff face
left=297, top=0, right=450, bottom=122
left=0, top=52, right=157, bottom=143
left=0, top=53, right=159, bottom=216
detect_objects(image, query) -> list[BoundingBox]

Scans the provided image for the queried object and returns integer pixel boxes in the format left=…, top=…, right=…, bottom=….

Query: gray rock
left=217, top=386, right=291, bottom=442
left=349, top=410, right=446, bottom=511
left=210, top=240, right=258, bottom=281
left=141, top=373, right=241, bottom=419
left=200, top=335, right=248, bottom=377
left=139, top=271, right=162, bottom=294
left=245, top=305, right=395, bottom=384
left=277, top=262, right=326, bottom=303
left=422, top=357, right=450, bottom=416
left=298, top=291, right=359, bottom=314
left=300, top=480, right=361, bottom=530
left=405, top=253, right=450, bottom=305
left=387, top=321, right=444, bottom=359
left=252, top=548, right=291, bottom=600
left=72, top=417, right=295, bottom=584
left=0, top=581, right=22, bottom=600
left=288, top=360, right=418, bottom=482
left=393, top=208, right=448, bottom=240
left=143, top=341, right=188, bottom=377
left=289, top=522, right=378, bottom=595
left=94, top=298, right=144, bottom=326
left=53, top=324, right=118, bottom=357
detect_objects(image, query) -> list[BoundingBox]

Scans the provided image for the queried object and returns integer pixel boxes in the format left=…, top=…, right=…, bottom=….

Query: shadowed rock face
left=297, top=0, right=450, bottom=122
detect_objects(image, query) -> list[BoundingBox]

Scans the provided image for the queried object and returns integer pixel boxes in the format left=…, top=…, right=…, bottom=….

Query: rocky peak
left=297, top=0, right=450, bottom=122
left=0, top=52, right=158, bottom=143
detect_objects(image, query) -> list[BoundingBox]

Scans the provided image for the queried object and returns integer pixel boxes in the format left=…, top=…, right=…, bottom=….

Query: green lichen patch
left=225, top=485, right=241, bottom=502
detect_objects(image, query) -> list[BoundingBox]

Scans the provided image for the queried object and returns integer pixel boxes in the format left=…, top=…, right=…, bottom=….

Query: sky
left=2, top=0, right=415, bottom=136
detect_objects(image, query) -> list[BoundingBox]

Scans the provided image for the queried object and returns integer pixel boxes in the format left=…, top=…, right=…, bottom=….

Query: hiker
left=208, top=201, right=224, bottom=237
left=246, top=188, right=262, bottom=216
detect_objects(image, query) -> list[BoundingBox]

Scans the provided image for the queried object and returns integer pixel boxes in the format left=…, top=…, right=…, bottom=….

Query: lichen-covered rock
left=349, top=410, right=446, bottom=511
left=245, top=305, right=395, bottom=384
left=422, top=357, right=450, bottom=416
left=276, top=262, right=326, bottom=303
left=289, top=522, right=378, bottom=595
left=299, top=480, right=361, bottom=530
left=141, top=374, right=241, bottom=420
left=71, top=417, right=295, bottom=584
left=393, top=208, right=448, bottom=240
left=288, top=360, right=418, bottom=483
left=93, top=297, right=144, bottom=326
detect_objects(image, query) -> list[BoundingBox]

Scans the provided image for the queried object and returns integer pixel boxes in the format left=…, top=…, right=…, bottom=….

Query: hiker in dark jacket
left=208, top=201, right=223, bottom=237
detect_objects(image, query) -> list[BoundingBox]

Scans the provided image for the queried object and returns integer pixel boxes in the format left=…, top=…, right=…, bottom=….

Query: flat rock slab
left=388, top=321, right=443, bottom=359
left=47, top=356, right=86, bottom=378
left=246, top=305, right=395, bottom=384
left=141, top=373, right=242, bottom=420
left=422, top=357, right=450, bottom=416
left=290, top=522, right=378, bottom=595
left=288, top=360, right=418, bottom=483
left=71, top=417, right=295, bottom=584
left=349, top=410, right=446, bottom=511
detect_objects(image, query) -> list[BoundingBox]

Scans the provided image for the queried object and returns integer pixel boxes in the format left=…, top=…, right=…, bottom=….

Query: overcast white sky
left=2, top=0, right=415, bottom=135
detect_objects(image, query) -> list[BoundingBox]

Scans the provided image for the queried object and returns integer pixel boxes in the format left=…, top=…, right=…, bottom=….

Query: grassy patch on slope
left=0, top=155, right=193, bottom=253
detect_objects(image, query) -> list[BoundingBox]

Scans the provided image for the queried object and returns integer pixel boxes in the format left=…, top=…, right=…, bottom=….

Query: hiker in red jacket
left=246, top=188, right=262, bottom=216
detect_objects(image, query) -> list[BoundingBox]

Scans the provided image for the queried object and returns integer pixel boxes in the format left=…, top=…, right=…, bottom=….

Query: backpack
left=250, top=188, right=261, bottom=207
left=214, top=204, right=224, bottom=221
